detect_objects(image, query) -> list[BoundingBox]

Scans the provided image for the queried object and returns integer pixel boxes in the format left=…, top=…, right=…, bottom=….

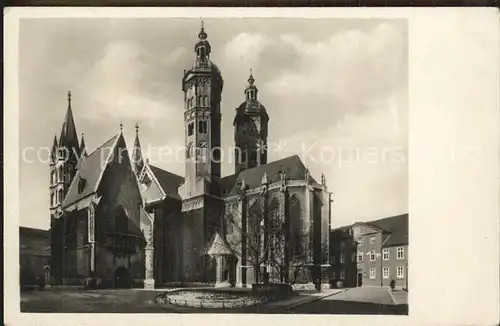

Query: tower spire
left=245, top=69, right=258, bottom=100
left=59, top=90, right=79, bottom=156
left=80, top=133, right=87, bottom=157
left=132, top=122, right=144, bottom=175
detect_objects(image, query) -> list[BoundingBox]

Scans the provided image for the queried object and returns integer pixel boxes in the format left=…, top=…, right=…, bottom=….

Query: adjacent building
left=330, top=214, right=408, bottom=289
left=19, top=227, right=51, bottom=288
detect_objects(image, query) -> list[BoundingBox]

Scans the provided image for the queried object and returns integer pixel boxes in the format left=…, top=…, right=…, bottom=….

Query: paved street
left=21, top=287, right=407, bottom=314
left=280, top=287, right=408, bottom=315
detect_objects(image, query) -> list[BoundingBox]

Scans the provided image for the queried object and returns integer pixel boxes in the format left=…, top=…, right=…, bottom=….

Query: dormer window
left=142, top=173, right=151, bottom=188
left=78, top=177, right=87, bottom=194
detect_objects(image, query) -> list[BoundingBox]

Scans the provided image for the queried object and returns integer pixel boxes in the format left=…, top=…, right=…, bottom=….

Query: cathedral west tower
left=177, top=23, right=225, bottom=283
left=179, top=22, right=223, bottom=201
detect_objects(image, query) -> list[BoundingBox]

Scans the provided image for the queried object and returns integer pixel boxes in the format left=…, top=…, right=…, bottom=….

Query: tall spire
left=80, top=133, right=87, bottom=157
left=50, top=135, right=58, bottom=163
left=59, top=90, right=79, bottom=156
left=245, top=69, right=258, bottom=100
left=132, top=123, right=144, bottom=175
left=198, top=19, right=207, bottom=40
left=194, top=19, right=211, bottom=59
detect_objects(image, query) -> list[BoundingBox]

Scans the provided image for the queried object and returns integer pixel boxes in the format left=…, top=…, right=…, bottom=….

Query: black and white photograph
left=4, top=7, right=499, bottom=326
left=17, top=16, right=409, bottom=314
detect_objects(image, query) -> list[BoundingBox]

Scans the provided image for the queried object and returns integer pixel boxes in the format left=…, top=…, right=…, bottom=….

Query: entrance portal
left=114, top=266, right=132, bottom=289
left=357, top=269, right=363, bottom=287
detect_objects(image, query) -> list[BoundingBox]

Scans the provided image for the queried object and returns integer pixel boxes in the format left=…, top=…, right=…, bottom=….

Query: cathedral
left=50, top=24, right=332, bottom=289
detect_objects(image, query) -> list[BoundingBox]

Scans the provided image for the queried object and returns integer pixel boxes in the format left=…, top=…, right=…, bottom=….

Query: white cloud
left=78, top=41, right=180, bottom=121
left=265, top=22, right=406, bottom=101
left=163, top=47, right=187, bottom=66
left=222, top=33, right=272, bottom=67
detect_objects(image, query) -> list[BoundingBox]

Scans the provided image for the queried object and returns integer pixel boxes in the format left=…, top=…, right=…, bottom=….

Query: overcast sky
left=19, top=18, right=408, bottom=230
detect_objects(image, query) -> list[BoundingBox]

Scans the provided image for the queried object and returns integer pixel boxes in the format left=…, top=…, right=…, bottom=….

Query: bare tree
left=225, top=198, right=272, bottom=284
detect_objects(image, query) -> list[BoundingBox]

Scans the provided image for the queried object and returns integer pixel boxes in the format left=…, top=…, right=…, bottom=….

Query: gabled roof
left=219, top=173, right=238, bottom=196
left=207, top=232, right=234, bottom=256
left=62, top=134, right=119, bottom=207
left=330, top=214, right=408, bottom=246
left=148, top=165, right=184, bottom=200
left=227, top=155, right=318, bottom=197
left=372, top=214, right=408, bottom=247
left=366, top=214, right=408, bottom=233
left=19, top=226, right=49, bottom=240
left=19, top=227, right=51, bottom=257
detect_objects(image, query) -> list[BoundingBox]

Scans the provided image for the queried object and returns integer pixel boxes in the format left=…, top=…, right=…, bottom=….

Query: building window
left=50, top=193, right=54, bottom=205
left=383, top=248, right=390, bottom=260
left=186, top=143, right=193, bottom=158
left=340, top=269, right=345, bottom=280
left=77, top=177, right=87, bottom=194
left=58, top=189, right=63, bottom=203
left=203, top=95, right=209, bottom=106
left=351, top=252, right=356, bottom=263
left=357, top=252, right=363, bottom=262
left=369, top=268, right=376, bottom=279
left=241, top=151, right=247, bottom=163
left=370, top=235, right=376, bottom=244
left=397, top=247, right=404, bottom=260
left=397, top=266, right=405, bottom=279
left=358, top=237, right=363, bottom=246
left=340, top=241, right=345, bottom=250
left=370, top=250, right=376, bottom=261
left=188, top=123, right=194, bottom=136
left=331, top=271, right=336, bottom=280
left=383, top=267, right=390, bottom=279
left=198, top=120, right=208, bottom=134
left=340, top=255, right=344, bottom=264
left=198, top=95, right=203, bottom=106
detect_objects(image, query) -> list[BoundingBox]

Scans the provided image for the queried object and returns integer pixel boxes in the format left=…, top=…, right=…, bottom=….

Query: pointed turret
left=58, top=91, right=80, bottom=157
left=80, top=133, right=87, bottom=157
left=50, top=135, right=58, bottom=164
left=132, top=123, right=144, bottom=175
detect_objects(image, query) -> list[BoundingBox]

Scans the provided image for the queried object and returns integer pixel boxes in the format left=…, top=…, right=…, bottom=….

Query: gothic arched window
left=290, top=195, right=302, bottom=257
left=58, top=166, right=63, bottom=182
left=203, top=95, right=209, bottom=106
left=114, top=206, right=129, bottom=234
left=198, top=95, right=203, bottom=106
left=269, top=197, right=280, bottom=230
left=58, top=189, right=63, bottom=203
left=248, top=200, right=263, bottom=261
left=186, top=142, right=193, bottom=158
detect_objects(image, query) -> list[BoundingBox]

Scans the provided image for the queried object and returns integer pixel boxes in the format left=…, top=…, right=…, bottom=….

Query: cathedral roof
left=148, top=165, right=184, bottom=200
left=218, top=174, right=238, bottom=197
left=226, top=155, right=319, bottom=197
left=62, top=134, right=119, bottom=207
